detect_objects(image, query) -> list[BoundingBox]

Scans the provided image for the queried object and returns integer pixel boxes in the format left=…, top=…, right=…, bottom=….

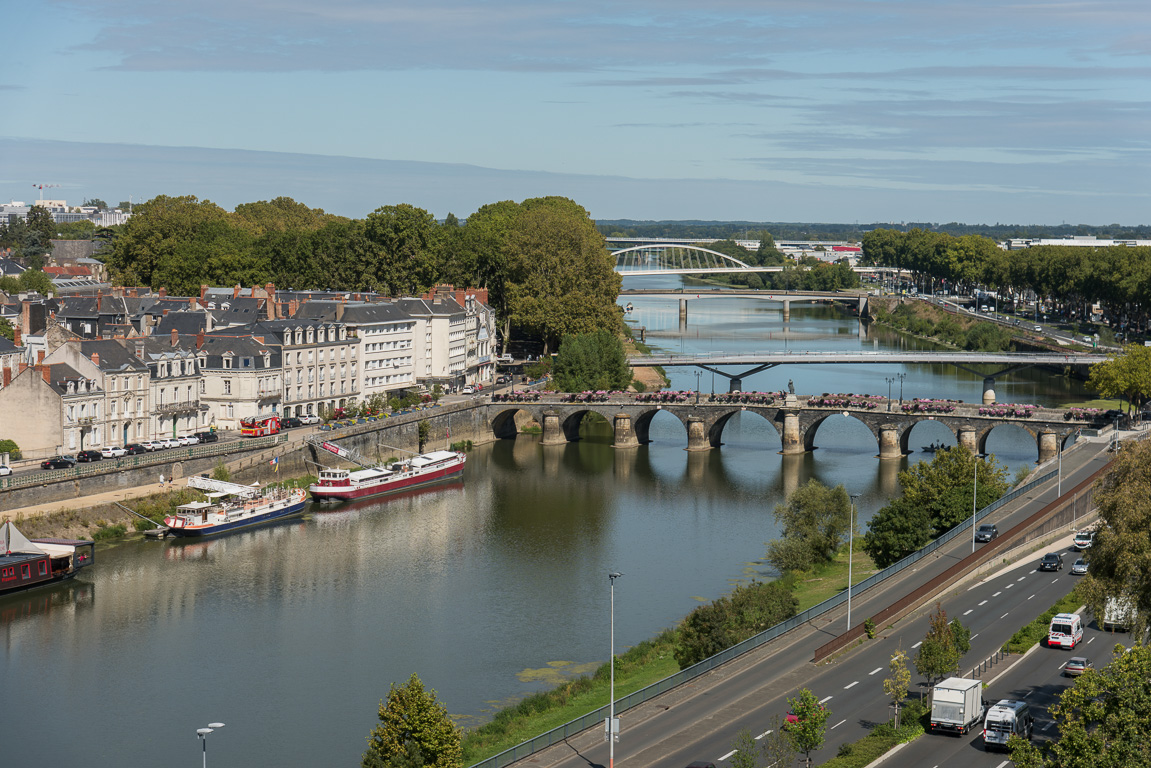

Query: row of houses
left=0, top=283, right=497, bottom=457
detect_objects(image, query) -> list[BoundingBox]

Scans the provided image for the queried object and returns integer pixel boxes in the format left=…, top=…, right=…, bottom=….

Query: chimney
left=37, top=350, right=45, bottom=365
left=288, top=299, right=299, bottom=318
left=129, top=288, right=138, bottom=298
left=2, top=367, right=10, bottom=388
left=13, top=325, right=20, bottom=347
left=171, top=328, right=179, bottom=347
left=41, top=364, right=52, bottom=385
left=188, top=297, right=196, bottom=308
left=162, top=309, right=169, bottom=316
left=135, top=341, right=144, bottom=359
left=196, top=331, right=205, bottom=350
left=96, top=290, right=102, bottom=312
left=90, top=352, right=100, bottom=366
left=200, top=285, right=209, bottom=300
left=158, top=287, right=167, bottom=298
left=18, top=360, right=27, bottom=375
left=233, top=284, right=241, bottom=299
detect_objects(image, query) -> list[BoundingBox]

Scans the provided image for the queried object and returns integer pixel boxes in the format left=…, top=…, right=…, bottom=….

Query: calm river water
left=2, top=279, right=1089, bottom=767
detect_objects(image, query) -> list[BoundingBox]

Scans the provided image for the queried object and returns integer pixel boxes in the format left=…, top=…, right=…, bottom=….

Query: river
left=1, top=279, right=1090, bottom=767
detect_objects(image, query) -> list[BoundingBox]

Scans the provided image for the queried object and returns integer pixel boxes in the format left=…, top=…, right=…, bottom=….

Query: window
left=39, top=561, right=47, bottom=576
left=224, top=380, right=231, bottom=395
left=22, top=563, right=31, bottom=579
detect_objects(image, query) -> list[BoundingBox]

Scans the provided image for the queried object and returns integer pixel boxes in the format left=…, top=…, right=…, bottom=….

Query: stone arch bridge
left=483, top=395, right=1088, bottom=462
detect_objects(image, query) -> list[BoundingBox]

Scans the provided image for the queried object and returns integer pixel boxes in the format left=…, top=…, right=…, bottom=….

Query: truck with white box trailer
left=930, top=677, right=984, bottom=735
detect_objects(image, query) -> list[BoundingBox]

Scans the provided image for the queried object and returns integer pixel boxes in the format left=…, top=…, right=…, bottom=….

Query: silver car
left=1071, top=558, right=1088, bottom=575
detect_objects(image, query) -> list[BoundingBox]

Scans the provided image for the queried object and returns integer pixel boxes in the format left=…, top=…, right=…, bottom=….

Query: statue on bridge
left=788, top=379, right=795, bottom=395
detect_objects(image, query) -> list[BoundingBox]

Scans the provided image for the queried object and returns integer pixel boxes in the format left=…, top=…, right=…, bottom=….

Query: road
left=522, top=433, right=1122, bottom=768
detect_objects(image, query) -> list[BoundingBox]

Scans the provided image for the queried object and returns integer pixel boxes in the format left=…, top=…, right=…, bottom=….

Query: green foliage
left=54, top=220, right=97, bottom=240
left=674, top=580, right=798, bottom=669
left=728, top=729, right=760, bottom=768
left=864, top=617, right=877, bottom=640
left=883, top=649, right=911, bottom=729
left=92, top=523, right=128, bottom=541
left=1088, top=344, right=1151, bottom=414
left=0, top=319, right=11, bottom=341
left=553, top=330, right=631, bottom=391
left=363, top=673, right=462, bottom=768
left=417, top=420, right=431, bottom=450
left=786, top=688, right=831, bottom=767
left=863, top=446, right=1009, bottom=567
left=523, top=357, right=552, bottom=380
left=765, top=480, right=851, bottom=574
left=1005, top=584, right=1086, bottom=654
left=0, top=438, right=21, bottom=459
left=1009, top=643, right=1151, bottom=768
left=211, top=461, right=231, bottom=482
left=914, top=604, right=970, bottom=684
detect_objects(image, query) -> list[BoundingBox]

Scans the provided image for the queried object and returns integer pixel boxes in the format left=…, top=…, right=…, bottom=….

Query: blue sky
left=1, top=1, right=1148, bottom=223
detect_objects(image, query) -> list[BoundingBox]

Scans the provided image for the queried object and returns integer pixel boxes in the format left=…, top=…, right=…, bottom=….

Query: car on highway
left=125, top=443, right=147, bottom=455
left=77, top=450, right=103, bottom=462
left=1064, top=657, right=1092, bottom=677
left=1034, top=325, right=1043, bottom=332
left=1039, top=552, right=1065, bottom=571
left=299, top=414, right=321, bottom=425
left=0, top=465, right=11, bottom=477
left=1073, top=530, right=1095, bottom=551
left=101, top=445, right=127, bottom=458
left=41, top=456, right=76, bottom=469
left=1070, top=558, right=1089, bottom=575
left=975, top=524, right=999, bottom=543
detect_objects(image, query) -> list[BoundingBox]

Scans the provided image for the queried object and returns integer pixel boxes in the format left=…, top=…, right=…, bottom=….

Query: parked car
left=194, top=431, right=219, bottom=443
left=1064, top=657, right=1092, bottom=677
left=1073, top=530, right=1095, bottom=551
left=1039, top=552, right=1065, bottom=572
left=177, top=435, right=198, bottom=447
left=41, top=456, right=76, bottom=469
left=280, top=417, right=303, bottom=429
left=125, top=443, right=147, bottom=455
left=140, top=440, right=163, bottom=451
left=1070, top=558, right=1089, bottom=575
left=157, top=437, right=179, bottom=449
left=1034, top=325, right=1043, bottom=332
left=461, top=386, right=475, bottom=395
left=0, top=465, right=11, bottom=476
left=496, top=375, right=509, bottom=384
left=299, top=414, right=320, bottom=425
left=975, top=524, right=999, bottom=543
left=77, top=450, right=103, bottom=462
left=101, top=445, right=128, bottom=458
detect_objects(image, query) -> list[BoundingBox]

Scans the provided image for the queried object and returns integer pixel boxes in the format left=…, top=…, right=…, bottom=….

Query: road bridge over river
left=620, top=288, right=867, bottom=321
left=629, top=350, right=1110, bottom=402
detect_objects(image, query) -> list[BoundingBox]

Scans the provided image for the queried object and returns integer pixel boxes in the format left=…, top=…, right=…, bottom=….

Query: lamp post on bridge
left=694, top=370, right=701, bottom=404
left=885, top=376, right=895, bottom=412
left=896, top=372, right=906, bottom=405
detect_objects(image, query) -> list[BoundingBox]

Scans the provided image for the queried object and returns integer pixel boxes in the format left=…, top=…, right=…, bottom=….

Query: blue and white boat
left=162, top=476, right=307, bottom=537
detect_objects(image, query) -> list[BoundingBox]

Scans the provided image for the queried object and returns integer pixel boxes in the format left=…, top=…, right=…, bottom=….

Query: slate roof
left=197, top=334, right=282, bottom=370
left=0, top=258, right=25, bottom=277
left=154, top=311, right=208, bottom=336
left=42, top=362, right=91, bottom=396
left=78, top=339, right=150, bottom=373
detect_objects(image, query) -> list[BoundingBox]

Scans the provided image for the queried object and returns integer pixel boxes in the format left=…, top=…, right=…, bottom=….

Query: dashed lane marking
left=993, top=591, right=1002, bottom=597
left=1001, top=613, right=1009, bottom=619
left=1017, top=576, right=1026, bottom=581
left=820, top=695, right=834, bottom=704
left=831, top=719, right=847, bottom=730
left=1029, top=594, right=1035, bottom=600
left=971, top=633, right=980, bottom=640
left=979, top=600, right=989, bottom=606
left=1087, top=637, right=1095, bottom=644
left=912, top=641, right=923, bottom=648
left=1052, top=579, right=1059, bottom=584
left=845, top=681, right=859, bottom=690
left=963, top=609, right=974, bottom=615
left=719, top=749, right=737, bottom=761
left=997, top=761, right=1011, bottom=768
left=1006, top=584, right=1014, bottom=589
left=755, top=730, right=772, bottom=740
left=869, top=667, right=883, bottom=675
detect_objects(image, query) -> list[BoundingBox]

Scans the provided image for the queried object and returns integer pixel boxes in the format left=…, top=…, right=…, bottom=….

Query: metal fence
left=466, top=467, right=1061, bottom=768
left=0, top=434, right=287, bottom=491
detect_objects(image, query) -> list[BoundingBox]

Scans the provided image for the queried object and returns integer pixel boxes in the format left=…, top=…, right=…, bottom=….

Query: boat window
left=22, top=563, right=31, bottom=579
left=39, top=561, right=48, bottom=576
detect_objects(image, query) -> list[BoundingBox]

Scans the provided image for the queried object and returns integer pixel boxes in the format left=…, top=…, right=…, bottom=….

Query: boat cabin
left=0, top=522, right=94, bottom=596
left=169, top=501, right=216, bottom=526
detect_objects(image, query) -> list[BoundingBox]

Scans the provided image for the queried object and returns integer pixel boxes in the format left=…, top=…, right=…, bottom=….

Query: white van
left=983, top=699, right=1033, bottom=751
left=1048, top=612, right=1084, bottom=649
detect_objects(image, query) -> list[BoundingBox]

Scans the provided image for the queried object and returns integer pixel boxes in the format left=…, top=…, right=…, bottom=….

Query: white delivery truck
left=930, top=677, right=984, bottom=735
left=983, top=699, right=1033, bottom=751
left=1103, top=597, right=1135, bottom=631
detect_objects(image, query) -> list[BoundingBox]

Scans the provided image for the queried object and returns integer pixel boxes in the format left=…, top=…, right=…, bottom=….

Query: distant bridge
left=628, top=350, right=1109, bottom=402
left=613, top=243, right=892, bottom=277
left=620, top=288, right=868, bottom=321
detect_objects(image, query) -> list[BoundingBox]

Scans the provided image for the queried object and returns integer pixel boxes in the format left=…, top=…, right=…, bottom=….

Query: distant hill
left=597, top=220, right=1151, bottom=241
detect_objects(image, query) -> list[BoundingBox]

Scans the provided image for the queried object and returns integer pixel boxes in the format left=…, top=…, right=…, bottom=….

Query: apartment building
left=245, top=319, right=358, bottom=418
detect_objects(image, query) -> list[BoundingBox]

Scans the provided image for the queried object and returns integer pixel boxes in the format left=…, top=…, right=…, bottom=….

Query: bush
left=212, top=461, right=230, bottom=482
left=92, top=523, right=127, bottom=541
left=0, top=438, right=21, bottom=460
left=674, top=580, right=798, bottom=669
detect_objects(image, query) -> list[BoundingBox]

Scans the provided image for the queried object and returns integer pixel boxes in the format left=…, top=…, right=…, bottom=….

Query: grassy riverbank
left=459, top=545, right=877, bottom=764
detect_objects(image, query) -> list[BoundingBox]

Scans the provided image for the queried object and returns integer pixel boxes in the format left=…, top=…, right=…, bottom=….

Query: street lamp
left=971, top=458, right=979, bottom=553
left=694, top=370, right=701, bottom=404
left=885, top=376, right=895, bottom=412
left=896, top=372, right=906, bottom=404
left=848, top=493, right=860, bottom=630
left=196, top=722, right=225, bottom=768
left=607, top=572, right=623, bottom=768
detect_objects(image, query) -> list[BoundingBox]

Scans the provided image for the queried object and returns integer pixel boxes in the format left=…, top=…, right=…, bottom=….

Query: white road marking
left=755, top=730, right=772, bottom=740
left=844, top=681, right=859, bottom=690
left=1087, top=637, right=1095, bottom=644
left=993, top=591, right=1002, bottom=597
left=971, top=633, right=980, bottom=640
left=1001, top=612, right=1010, bottom=619
left=869, top=667, right=883, bottom=675
left=1006, top=583, right=1014, bottom=589
left=964, top=609, right=974, bottom=615
left=1052, top=579, right=1059, bottom=584
left=979, top=600, right=988, bottom=606
left=831, top=719, right=847, bottom=730
left=996, top=761, right=1011, bottom=768
left=1017, top=576, right=1026, bottom=581
left=1042, top=721, right=1054, bottom=731
left=1029, top=594, right=1036, bottom=600
left=820, top=695, right=834, bottom=704
left=719, top=749, right=737, bottom=761
left=912, top=641, right=923, bottom=648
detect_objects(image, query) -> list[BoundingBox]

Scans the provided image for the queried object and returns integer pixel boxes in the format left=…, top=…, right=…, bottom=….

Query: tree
left=83, top=198, right=108, bottom=209
left=1088, top=344, right=1151, bottom=415
left=362, top=673, right=462, bottom=768
left=1009, top=643, right=1151, bottom=768
left=765, top=480, right=851, bottom=574
left=552, top=330, right=631, bottom=392
left=728, top=728, right=760, bottom=768
left=883, top=648, right=911, bottom=729
left=24, top=205, right=57, bottom=251
left=674, top=580, right=798, bottom=669
left=363, top=204, right=443, bottom=296
left=786, top=688, right=830, bottom=768
left=759, top=714, right=797, bottom=768
left=417, top=420, right=431, bottom=452
left=914, top=604, right=970, bottom=688
left=0, top=318, right=13, bottom=342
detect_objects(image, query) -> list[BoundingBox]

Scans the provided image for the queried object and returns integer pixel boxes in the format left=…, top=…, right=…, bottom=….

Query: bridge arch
left=708, top=407, right=783, bottom=449
left=614, top=244, right=754, bottom=275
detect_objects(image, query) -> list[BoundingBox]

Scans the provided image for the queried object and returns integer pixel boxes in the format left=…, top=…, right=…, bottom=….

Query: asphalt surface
left=515, top=429, right=1129, bottom=768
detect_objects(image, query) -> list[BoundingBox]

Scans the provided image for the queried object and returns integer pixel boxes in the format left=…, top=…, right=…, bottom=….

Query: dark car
left=975, top=524, right=998, bottom=542
left=496, top=375, right=509, bottom=385
left=41, top=456, right=76, bottom=469
left=193, top=431, right=219, bottom=443
left=76, top=449, right=103, bottom=463
left=280, top=417, right=303, bottom=429
left=1039, top=552, right=1064, bottom=572
left=125, top=443, right=147, bottom=455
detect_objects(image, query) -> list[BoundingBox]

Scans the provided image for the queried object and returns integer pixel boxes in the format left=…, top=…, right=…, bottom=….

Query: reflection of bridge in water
left=481, top=394, right=1102, bottom=462
left=627, top=351, right=1109, bottom=402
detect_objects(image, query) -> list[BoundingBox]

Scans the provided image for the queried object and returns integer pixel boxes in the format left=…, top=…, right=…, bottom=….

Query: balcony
left=155, top=400, right=200, bottom=414
left=258, top=387, right=282, bottom=401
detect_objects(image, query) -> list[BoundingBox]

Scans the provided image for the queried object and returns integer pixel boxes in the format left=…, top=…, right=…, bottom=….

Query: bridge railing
left=465, top=467, right=1059, bottom=768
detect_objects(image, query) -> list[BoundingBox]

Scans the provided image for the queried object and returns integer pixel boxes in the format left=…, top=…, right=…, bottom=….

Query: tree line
left=598, top=220, right=1151, bottom=242
left=99, top=194, right=622, bottom=351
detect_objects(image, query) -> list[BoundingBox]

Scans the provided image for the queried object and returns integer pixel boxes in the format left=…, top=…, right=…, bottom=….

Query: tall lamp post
left=196, top=722, right=225, bottom=768
left=971, top=458, right=979, bottom=553
left=896, top=372, right=906, bottom=405
left=885, top=376, right=895, bottom=412
left=694, top=370, right=701, bottom=404
left=848, top=493, right=860, bottom=630
left=608, top=571, right=623, bottom=768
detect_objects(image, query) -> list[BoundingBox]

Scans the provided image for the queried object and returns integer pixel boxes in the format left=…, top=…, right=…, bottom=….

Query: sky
left=1, top=0, right=1148, bottom=224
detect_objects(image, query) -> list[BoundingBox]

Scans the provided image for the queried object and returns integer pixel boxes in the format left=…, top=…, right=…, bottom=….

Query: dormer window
left=223, top=355, right=233, bottom=369
left=263, top=353, right=271, bottom=367
left=294, top=329, right=302, bottom=345
left=306, top=328, right=314, bottom=343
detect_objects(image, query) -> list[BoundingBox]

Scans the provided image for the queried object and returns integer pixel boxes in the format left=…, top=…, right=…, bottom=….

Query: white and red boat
left=308, top=450, right=466, bottom=503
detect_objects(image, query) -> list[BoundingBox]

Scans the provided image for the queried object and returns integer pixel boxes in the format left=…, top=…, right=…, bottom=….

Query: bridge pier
left=686, top=417, right=710, bottom=452
left=1037, top=429, right=1057, bottom=464
left=958, top=425, right=977, bottom=454
left=878, top=424, right=903, bottom=460
left=781, top=411, right=804, bottom=454
left=729, top=377, right=742, bottom=393
left=679, top=298, right=687, bottom=322
left=611, top=412, right=640, bottom=449
left=540, top=411, right=566, bottom=445
left=983, top=378, right=996, bottom=405
left=782, top=299, right=790, bottom=322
